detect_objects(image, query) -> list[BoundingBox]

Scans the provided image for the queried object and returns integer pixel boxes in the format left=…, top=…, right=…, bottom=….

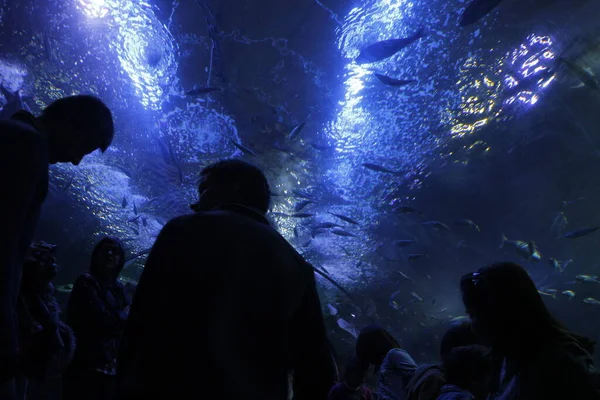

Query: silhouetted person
left=117, top=159, right=336, bottom=400
left=461, top=262, right=600, bottom=400
left=0, top=95, right=114, bottom=399
left=406, top=319, right=481, bottom=400
left=356, top=325, right=418, bottom=400
left=328, top=356, right=374, bottom=400
left=437, top=345, right=492, bottom=400
left=62, top=237, right=130, bottom=400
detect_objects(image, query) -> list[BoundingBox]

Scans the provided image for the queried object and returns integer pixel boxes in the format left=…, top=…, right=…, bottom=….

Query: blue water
left=2, top=0, right=600, bottom=362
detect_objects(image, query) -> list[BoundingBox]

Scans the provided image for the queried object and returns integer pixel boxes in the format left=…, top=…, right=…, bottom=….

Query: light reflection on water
left=77, top=0, right=178, bottom=110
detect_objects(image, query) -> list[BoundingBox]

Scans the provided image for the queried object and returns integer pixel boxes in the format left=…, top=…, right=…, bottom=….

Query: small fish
left=314, top=222, right=342, bottom=230
left=291, top=213, right=314, bottom=218
left=422, top=221, right=452, bottom=232
left=331, top=228, right=357, bottom=237
left=121, top=196, right=128, bottom=208
left=407, top=253, right=428, bottom=261
left=311, top=227, right=329, bottom=237
left=557, top=57, right=599, bottom=91
left=393, top=239, right=416, bottom=247
left=396, top=271, right=415, bottom=283
left=128, top=216, right=141, bottom=223
left=292, top=190, right=314, bottom=200
left=142, top=217, right=148, bottom=227
left=548, top=257, right=571, bottom=273
left=55, top=284, right=74, bottom=293
left=364, top=299, right=377, bottom=317
left=374, top=73, right=417, bottom=87
left=583, top=297, right=600, bottom=306
left=356, top=28, right=426, bottom=64
left=500, top=235, right=541, bottom=261
left=230, top=139, right=257, bottom=157
left=395, top=205, right=419, bottom=214
left=131, top=227, right=139, bottom=235
left=336, top=244, right=352, bottom=257
left=270, top=192, right=281, bottom=197
left=294, top=200, right=314, bottom=212
left=454, top=219, right=480, bottom=232
left=133, top=202, right=138, bottom=215
left=293, top=226, right=299, bottom=238
left=561, top=227, right=600, bottom=239
left=410, top=292, right=424, bottom=302
left=328, top=212, right=359, bottom=225
left=362, top=163, right=398, bottom=174
left=562, top=290, right=575, bottom=299
left=336, top=318, right=358, bottom=338
left=460, top=0, right=504, bottom=27
left=289, top=118, right=309, bottom=140
left=185, top=87, right=221, bottom=96
left=576, top=275, right=600, bottom=284
left=538, top=288, right=558, bottom=298
left=62, top=176, right=75, bottom=192
left=327, top=304, right=338, bottom=316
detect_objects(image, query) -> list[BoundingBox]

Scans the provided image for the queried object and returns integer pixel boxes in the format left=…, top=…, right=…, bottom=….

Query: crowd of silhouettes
left=1, top=94, right=600, bottom=400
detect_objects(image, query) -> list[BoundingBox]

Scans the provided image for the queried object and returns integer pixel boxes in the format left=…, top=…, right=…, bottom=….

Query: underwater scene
left=3, top=0, right=600, bottom=367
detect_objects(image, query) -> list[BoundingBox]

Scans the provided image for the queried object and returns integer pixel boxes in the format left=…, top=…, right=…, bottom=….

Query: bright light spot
left=77, top=0, right=109, bottom=18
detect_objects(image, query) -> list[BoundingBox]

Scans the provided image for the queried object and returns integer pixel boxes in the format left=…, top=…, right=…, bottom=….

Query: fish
left=337, top=318, right=358, bottom=338
left=362, top=163, right=398, bottom=174
left=327, top=304, right=338, bottom=316
left=393, top=239, right=416, bottom=247
left=454, top=219, right=480, bottom=232
left=561, top=227, right=600, bottom=239
left=142, top=217, right=148, bottom=227
left=289, top=117, right=309, bottom=140
left=133, top=202, right=138, bottom=216
left=460, top=0, right=504, bottom=27
left=557, top=57, right=599, bottom=91
left=55, top=284, right=74, bottom=293
left=583, top=297, right=600, bottom=306
left=292, top=190, right=314, bottom=200
left=185, top=87, right=221, bottom=96
left=576, top=275, right=600, bottom=284
left=121, top=196, right=128, bottom=208
left=128, top=216, right=141, bottom=223
left=356, top=28, right=426, bottom=64
left=500, top=235, right=541, bottom=261
left=294, top=200, right=314, bottom=212
left=410, top=292, right=424, bottom=302
left=374, top=73, right=417, bottom=87
left=331, top=228, right=357, bottom=237
left=328, top=212, right=359, bottom=225
left=396, top=271, right=415, bottom=283
left=293, top=226, right=299, bottom=238
left=561, top=290, right=576, bottom=299
left=407, top=253, right=428, bottom=261
left=422, top=221, right=452, bottom=232
left=230, top=139, right=257, bottom=157
left=364, top=298, right=377, bottom=317
left=538, top=289, right=558, bottom=299
left=0, top=85, right=29, bottom=120
left=314, top=222, right=342, bottom=230
left=395, top=205, right=420, bottom=214
left=291, top=213, right=314, bottom=218
left=548, top=257, right=572, bottom=273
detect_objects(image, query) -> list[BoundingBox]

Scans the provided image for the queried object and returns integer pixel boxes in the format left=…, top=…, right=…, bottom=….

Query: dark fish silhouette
left=291, top=213, right=315, bottom=218
left=356, top=28, right=426, bottom=64
left=362, top=163, right=398, bottom=174
left=331, top=228, right=357, bottom=237
left=294, top=200, right=314, bottom=212
left=229, top=139, right=257, bottom=157
left=374, top=73, right=417, bottom=87
left=393, top=239, right=416, bottom=247
left=289, top=117, right=309, bottom=140
left=561, top=227, right=600, bottom=239
left=460, top=0, right=504, bottom=27
left=185, top=87, right=221, bottom=96
left=329, top=212, right=359, bottom=225
left=557, top=57, right=600, bottom=91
